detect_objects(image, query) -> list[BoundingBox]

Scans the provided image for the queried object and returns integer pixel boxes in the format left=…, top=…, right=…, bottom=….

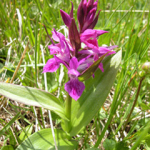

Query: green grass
left=0, top=0, right=150, bottom=149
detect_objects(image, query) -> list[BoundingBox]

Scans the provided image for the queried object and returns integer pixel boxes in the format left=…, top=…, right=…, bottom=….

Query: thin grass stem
left=41, top=44, right=58, bottom=150
left=122, top=76, right=145, bottom=133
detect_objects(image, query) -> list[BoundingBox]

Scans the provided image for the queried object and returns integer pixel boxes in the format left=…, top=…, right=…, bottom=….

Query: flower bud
left=142, top=62, right=150, bottom=73
left=69, top=18, right=81, bottom=55
left=138, top=62, right=150, bottom=77
left=139, top=71, right=145, bottom=78
left=60, top=9, right=71, bottom=27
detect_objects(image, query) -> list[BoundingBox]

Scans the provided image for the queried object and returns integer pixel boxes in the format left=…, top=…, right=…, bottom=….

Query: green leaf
left=140, top=102, right=150, bottom=111
left=0, top=83, right=67, bottom=120
left=131, top=121, right=150, bottom=150
left=1, top=145, right=14, bottom=150
left=115, top=141, right=129, bottom=150
left=19, top=124, right=33, bottom=142
left=85, top=148, right=100, bottom=150
left=145, top=135, right=150, bottom=147
left=16, top=129, right=78, bottom=150
left=103, top=139, right=116, bottom=150
left=69, top=50, right=122, bottom=136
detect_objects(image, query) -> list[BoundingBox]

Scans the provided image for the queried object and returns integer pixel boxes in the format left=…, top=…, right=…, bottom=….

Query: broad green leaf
left=69, top=50, right=122, bottom=136
left=16, top=129, right=78, bottom=150
left=0, top=83, right=67, bottom=120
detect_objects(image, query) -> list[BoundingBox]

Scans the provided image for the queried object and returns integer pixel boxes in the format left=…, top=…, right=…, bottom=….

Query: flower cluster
left=43, top=0, right=116, bottom=101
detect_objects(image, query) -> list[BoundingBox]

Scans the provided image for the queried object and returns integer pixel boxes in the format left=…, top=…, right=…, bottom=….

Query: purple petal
left=80, top=29, right=108, bottom=42
left=48, top=44, right=61, bottom=55
left=69, top=18, right=81, bottom=53
left=43, top=58, right=60, bottom=73
left=78, top=49, right=94, bottom=55
left=92, top=74, right=95, bottom=78
left=81, top=7, right=96, bottom=31
left=93, top=0, right=98, bottom=8
left=107, top=45, right=118, bottom=50
left=98, top=47, right=116, bottom=55
left=60, top=9, right=71, bottom=27
left=54, top=56, right=69, bottom=69
left=59, top=36, right=65, bottom=51
left=84, top=38, right=99, bottom=49
left=68, top=69, right=80, bottom=77
left=85, top=8, right=97, bottom=23
left=84, top=10, right=100, bottom=31
left=78, top=54, right=92, bottom=65
left=69, top=57, right=79, bottom=70
left=80, top=29, right=96, bottom=41
left=57, top=53, right=70, bottom=63
left=52, top=29, right=65, bottom=42
left=64, top=40, right=71, bottom=54
left=65, top=78, right=85, bottom=100
left=87, top=0, right=94, bottom=13
left=98, top=63, right=104, bottom=72
left=96, top=30, right=109, bottom=36
left=77, top=57, right=93, bottom=72
left=83, top=0, right=88, bottom=16
left=77, top=0, right=85, bottom=32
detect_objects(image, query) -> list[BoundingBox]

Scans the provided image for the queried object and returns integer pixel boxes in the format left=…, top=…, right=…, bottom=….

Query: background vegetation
left=0, top=0, right=150, bottom=149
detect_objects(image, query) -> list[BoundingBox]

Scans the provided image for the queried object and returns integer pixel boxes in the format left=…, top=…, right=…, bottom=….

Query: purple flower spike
left=65, top=79, right=85, bottom=101
left=43, top=0, right=117, bottom=101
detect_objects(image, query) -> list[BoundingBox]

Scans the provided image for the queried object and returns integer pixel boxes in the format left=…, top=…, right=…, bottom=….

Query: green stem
left=65, top=93, right=72, bottom=132
left=66, top=93, right=72, bottom=121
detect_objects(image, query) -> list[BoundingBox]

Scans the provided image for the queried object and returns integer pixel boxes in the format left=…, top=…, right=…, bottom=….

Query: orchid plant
left=0, top=0, right=121, bottom=149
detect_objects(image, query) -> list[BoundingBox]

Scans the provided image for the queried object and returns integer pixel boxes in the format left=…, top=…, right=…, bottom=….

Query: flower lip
left=65, top=78, right=85, bottom=101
